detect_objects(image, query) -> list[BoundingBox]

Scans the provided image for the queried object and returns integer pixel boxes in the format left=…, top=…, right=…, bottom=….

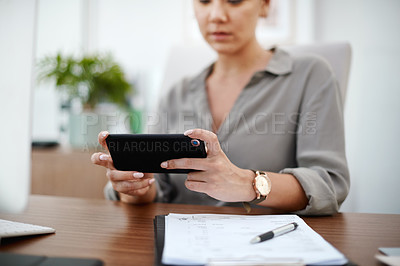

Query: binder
left=153, top=215, right=357, bottom=266
left=154, top=215, right=166, bottom=266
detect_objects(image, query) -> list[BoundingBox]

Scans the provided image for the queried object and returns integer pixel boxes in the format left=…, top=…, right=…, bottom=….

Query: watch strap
left=242, top=196, right=267, bottom=213
left=242, top=170, right=269, bottom=213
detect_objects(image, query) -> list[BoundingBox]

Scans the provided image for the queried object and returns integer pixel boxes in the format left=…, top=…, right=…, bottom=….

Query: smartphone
left=105, top=134, right=207, bottom=173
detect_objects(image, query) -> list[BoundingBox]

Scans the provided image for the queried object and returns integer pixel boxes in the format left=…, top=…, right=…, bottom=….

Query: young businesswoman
left=92, top=0, right=349, bottom=215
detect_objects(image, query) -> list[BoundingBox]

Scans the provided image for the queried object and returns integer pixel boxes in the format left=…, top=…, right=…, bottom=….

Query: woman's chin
left=208, top=42, right=241, bottom=55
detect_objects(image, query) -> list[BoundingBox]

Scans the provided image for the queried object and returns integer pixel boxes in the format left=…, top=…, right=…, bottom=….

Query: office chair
left=280, top=42, right=352, bottom=103
left=161, top=42, right=352, bottom=103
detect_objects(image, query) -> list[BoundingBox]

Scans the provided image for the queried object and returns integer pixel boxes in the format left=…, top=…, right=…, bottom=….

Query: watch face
left=255, top=175, right=271, bottom=196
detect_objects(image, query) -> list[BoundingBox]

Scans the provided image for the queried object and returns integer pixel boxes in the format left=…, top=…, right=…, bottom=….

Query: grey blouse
left=105, top=48, right=350, bottom=215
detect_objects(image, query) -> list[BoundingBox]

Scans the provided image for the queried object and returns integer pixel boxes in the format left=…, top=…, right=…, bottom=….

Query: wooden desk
left=1, top=195, right=399, bottom=266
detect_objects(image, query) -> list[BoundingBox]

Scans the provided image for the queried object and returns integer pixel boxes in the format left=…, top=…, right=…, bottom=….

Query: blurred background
left=2, top=0, right=399, bottom=214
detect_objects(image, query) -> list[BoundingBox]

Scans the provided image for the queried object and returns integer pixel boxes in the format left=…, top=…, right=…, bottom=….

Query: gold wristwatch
left=243, top=170, right=272, bottom=213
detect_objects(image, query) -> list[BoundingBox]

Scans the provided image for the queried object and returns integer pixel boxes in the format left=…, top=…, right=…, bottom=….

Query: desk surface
left=1, top=195, right=399, bottom=266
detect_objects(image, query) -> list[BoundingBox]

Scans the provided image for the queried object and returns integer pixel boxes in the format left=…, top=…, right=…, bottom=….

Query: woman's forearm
left=257, top=172, right=308, bottom=211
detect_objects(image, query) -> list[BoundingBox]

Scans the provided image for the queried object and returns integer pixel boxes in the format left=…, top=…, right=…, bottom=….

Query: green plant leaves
left=37, top=53, right=134, bottom=110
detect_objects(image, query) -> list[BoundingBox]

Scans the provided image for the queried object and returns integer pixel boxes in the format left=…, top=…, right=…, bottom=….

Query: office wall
left=314, top=0, right=400, bottom=214
left=32, top=0, right=187, bottom=141
left=32, top=0, right=83, bottom=142
left=95, top=0, right=186, bottom=111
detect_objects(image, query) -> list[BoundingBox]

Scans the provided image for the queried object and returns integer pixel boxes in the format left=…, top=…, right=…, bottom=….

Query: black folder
left=154, top=215, right=167, bottom=266
left=153, top=214, right=357, bottom=266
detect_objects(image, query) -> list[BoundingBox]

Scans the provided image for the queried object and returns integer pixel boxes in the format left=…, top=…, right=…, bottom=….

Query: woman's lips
left=210, top=32, right=232, bottom=41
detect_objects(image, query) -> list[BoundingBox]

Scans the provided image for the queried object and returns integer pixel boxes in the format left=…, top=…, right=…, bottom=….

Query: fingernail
left=133, top=172, right=144, bottom=178
left=99, top=154, right=109, bottom=161
left=149, top=178, right=155, bottom=185
left=184, top=129, right=194, bottom=136
left=161, top=162, right=168, bottom=168
left=102, top=131, right=108, bottom=137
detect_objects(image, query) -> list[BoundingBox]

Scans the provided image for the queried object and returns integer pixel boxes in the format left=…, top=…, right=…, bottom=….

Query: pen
left=250, top=222, right=298, bottom=244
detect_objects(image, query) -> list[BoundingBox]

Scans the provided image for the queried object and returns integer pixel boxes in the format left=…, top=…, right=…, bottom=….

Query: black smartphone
left=105, top=134, right=207, bottom=173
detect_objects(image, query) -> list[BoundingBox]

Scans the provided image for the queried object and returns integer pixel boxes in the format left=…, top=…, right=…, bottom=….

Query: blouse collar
left=189, top=47, right=293, bottom=90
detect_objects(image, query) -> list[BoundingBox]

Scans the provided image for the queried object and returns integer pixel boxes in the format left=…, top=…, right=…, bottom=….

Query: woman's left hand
left=160, top=128, right=256, bottom=202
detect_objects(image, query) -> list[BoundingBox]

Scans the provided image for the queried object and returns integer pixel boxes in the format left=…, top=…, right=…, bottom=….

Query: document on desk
left=162, top=214, right=347, bottom=265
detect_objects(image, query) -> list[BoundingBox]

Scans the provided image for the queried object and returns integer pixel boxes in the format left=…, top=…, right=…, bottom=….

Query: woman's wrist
left=119, top=182, right=157, bottom=204
left=241, top=168, right=258, bottom=202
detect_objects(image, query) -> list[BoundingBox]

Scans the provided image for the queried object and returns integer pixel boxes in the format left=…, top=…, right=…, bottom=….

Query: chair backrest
left=280, top=42, right=352, bottom=103
left=161, top=44, right=217, bottom=93
left=161, top=42, right=352, bottom=103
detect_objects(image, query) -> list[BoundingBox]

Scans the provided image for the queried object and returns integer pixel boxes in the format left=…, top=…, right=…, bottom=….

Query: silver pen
left=250, top=222, right=298, bottom=244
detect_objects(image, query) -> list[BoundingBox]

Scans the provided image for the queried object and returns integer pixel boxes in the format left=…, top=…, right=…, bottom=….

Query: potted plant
left=37, top=53, right=136, bottom=148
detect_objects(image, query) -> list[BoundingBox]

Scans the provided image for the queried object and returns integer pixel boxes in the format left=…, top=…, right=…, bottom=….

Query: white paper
left=375, top=255, right=400, bottom=266
left=162, top=214, right=347, bottom=265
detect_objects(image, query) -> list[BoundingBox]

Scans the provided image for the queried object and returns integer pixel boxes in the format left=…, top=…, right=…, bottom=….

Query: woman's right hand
left=91, top=131, right=156, bottom=203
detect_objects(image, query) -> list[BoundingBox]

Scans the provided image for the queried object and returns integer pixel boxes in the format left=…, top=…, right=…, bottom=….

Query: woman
left=92, top=0, right=349, bottom=215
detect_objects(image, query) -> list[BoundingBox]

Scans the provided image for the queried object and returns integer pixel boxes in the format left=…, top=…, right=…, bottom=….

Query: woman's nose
left=209, top=2, right=228, bottom=23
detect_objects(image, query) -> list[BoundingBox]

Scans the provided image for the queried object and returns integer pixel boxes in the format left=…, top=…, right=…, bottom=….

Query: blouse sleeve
left=280, top=57, right=350, bottom=215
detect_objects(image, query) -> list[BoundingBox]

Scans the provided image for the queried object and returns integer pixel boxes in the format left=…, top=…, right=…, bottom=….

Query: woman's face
left=193, top=0, right=268, bottom=55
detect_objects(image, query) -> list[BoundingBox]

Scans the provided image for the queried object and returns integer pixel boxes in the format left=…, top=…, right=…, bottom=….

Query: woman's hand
left=91, top=131, right=156, bottom=203
left=160, top=129, right=256, bottom=202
